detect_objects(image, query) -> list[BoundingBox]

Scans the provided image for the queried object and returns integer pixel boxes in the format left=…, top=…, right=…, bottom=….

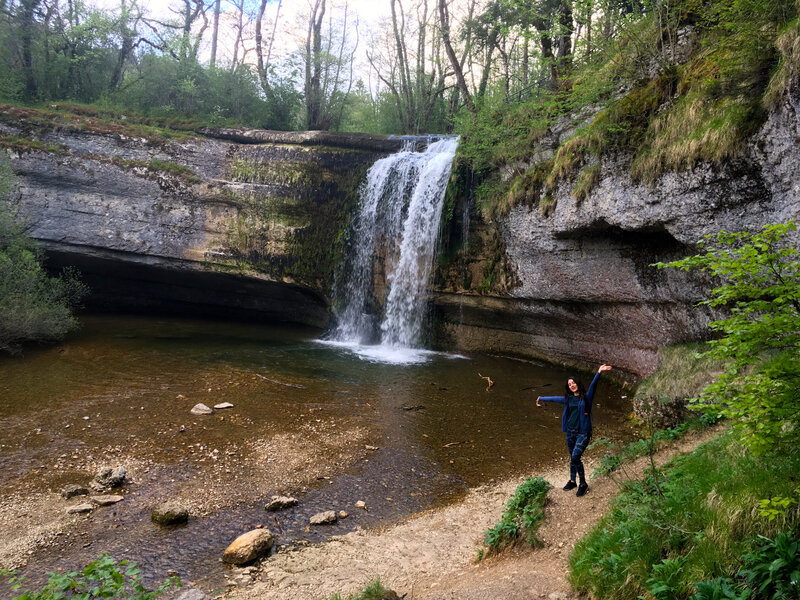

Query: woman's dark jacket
left=539, top=371, right=602, bottom=434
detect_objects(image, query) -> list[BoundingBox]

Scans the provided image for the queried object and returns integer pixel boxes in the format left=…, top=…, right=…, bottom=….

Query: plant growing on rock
left=656, top=221, right=800, bottom=454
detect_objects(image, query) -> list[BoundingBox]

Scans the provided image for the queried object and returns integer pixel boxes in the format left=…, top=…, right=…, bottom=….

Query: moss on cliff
left=218, top=152, right=373, bottom=294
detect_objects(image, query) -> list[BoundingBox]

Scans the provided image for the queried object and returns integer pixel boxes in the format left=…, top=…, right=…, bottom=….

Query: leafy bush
left=657, top=222, right=800, bottom=454
left=570, top=431, right=800, bottom=600
left=483, top=476, right=552, bottom=555
left=739, top=533, right=800, bottom=599
left=0, top=159, right=86, bottom=353
left=1, top=553, right=179, bottom=599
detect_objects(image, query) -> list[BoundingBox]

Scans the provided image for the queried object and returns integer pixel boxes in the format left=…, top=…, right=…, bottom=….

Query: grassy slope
left=456, top=0, right=800, bottom=221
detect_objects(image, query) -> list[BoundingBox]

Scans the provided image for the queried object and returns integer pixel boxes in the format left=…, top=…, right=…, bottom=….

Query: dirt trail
left=225, top=426, right=721, bottom=600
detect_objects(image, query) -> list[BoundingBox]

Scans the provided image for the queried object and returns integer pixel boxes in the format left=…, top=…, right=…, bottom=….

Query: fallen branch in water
left=255, top=374, right=306, bottom=389
left=478, top=373, right=494, bottom=391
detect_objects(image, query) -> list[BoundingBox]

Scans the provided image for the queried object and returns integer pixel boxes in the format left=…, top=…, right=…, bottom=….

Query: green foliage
left=2, top=553, right=179, bottom=599
left=656, top=222, right=800, bottom=454
left=758, top=494, right=799, bottom=522
left=482, top=477, right=551, bottom=555
left=0, top=158, right=86, bottom=353
left=739, top=533, right=800, bottom=599
left=691, top=578, right=750, bottom=600
left=569, top=431, right=800, bottom=600
left=329, top=578, right=393, bottom=600
left=591, top=416, right=715, bottom=477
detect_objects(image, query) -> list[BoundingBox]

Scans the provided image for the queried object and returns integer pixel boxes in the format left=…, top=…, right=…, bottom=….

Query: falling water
left=328, top=137, right=458, bottom=363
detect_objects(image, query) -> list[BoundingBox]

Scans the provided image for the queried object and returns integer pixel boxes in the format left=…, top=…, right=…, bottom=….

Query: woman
left=536, top=364, right=612, bottom=497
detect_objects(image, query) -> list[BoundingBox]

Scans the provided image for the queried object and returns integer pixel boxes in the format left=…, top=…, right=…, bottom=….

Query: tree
left=0, top=158, right=86, bottom=354
left=657, top=222, right=800, bottom=453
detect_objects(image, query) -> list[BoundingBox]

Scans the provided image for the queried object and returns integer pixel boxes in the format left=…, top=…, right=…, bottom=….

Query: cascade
left=328, top=136, right=458, bottom=362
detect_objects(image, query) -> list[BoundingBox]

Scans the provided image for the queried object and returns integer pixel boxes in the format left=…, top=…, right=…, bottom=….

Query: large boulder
left=222, top=528, right=275, bottom=565
left=151, top=502, right=190, bottom=526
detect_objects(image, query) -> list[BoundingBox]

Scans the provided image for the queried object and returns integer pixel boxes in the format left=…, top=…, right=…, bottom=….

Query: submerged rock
left=61, top=484, right=89, bottom=499
left=190, top=403, right=214, bottom=415
left=309, top=510, right=337, bottom=525
left=151, top=502, right=190, bottom=525
left=223, top=528, right=275, bottom=565
left=214, top=402, right=234, bottom=409
left=265, top=496, right=298, bottom=512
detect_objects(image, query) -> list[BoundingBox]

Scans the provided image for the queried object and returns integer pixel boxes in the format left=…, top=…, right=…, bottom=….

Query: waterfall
left=328, top=136, right=458, bottom=363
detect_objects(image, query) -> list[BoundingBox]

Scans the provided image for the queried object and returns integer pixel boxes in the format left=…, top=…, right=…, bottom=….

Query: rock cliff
left=1, top=106, right=401, bottom=326
left=434, top=83, right=800, bottom=379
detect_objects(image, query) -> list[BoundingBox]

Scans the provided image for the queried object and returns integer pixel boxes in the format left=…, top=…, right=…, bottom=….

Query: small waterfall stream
left=327, top=137, right=458, bottom=363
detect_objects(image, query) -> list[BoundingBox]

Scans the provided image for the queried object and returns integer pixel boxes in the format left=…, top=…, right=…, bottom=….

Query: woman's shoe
left=562, top=480, right=577, bottom=491
left=576, top=482, right=589, bottom=497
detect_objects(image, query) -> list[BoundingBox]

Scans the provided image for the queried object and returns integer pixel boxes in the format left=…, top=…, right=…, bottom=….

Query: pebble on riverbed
left=265, top=495, right=298, bottom=511
left=214, top=402, right=234, bottom=409
left=190, top=403, right=214, bottom=415
left=91, top=466, right=127, bottom=491
left=91, top=495, right=124, bottom=506
left=61, top=484, right=89, bottom=499
left=66, top=503, right=94, bottom=514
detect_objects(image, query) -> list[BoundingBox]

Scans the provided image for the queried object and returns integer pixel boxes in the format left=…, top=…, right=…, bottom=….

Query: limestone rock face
left=222, top=528, right=275, bottom=565
left=434, top=79, right=800, bottom=379
left=3, top=115, right=392, bottom=327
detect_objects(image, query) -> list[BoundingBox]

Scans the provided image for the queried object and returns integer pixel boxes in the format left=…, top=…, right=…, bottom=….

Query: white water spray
left=328, top=137, right=458, bottom=363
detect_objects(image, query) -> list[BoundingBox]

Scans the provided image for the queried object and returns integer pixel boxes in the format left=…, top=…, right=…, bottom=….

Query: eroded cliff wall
left=434, top=89, right=800, bottom=380
left=1, top=106, right=401, bottom=326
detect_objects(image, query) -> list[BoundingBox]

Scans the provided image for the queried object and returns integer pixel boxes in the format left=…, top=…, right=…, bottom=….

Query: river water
left=0, top=314, right=632, bottom=592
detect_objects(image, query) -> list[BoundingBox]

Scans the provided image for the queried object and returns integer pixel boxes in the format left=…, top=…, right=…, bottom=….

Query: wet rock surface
left=434, top=82, right=800, bottom=379
left=222, top=529, right=276, bottom=565
left=151, top=502, right=190, bottom=526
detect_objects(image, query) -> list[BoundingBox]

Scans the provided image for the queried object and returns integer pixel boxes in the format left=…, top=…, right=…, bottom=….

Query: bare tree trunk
left=19, top=0, right=41, bottom=101
left=256, top=0, right=282, bottom=91
left=209, top=0, right=220, bottom=67
left=438, top=0, right=475, bottom=112
left=305, top=0, right=326, bottom=130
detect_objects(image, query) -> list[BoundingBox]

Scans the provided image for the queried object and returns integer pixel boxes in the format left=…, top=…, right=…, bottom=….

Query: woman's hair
left=565, top=376, right=587, bottom=399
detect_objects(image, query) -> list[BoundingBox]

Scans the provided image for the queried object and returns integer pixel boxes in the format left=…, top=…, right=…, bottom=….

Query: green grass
left=482, top=477, right=552, bottom=556
left=635, top=344, right=719, bottom=403
left=570, top=429, right=800, bottom=600
left=329, top=579, right=396, bottom=600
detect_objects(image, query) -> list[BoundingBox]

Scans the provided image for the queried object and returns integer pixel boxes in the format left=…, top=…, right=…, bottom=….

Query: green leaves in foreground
left=482, top=476, right=552, bottom=555
left=656, top=221, right=800, bottom=454
left=1, top=553, right=179, bottom=599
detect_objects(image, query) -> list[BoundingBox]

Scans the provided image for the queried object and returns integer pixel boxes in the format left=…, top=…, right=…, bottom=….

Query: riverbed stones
left=355, top=500, right=366, bottom=509
left=61, top=484, right=89, bottom=499
left=67, top=503, right=94, bottom=514
left=265, top=496, right=298, bottom=511
left=214, top=402, right=234, bottom=409
left=90, top=495, right=124, bottom=506
left=309, top=510, right=337, bottom=525
left=190, top=403, right=214, bottom=415
left=338, top=510, right=348, bottom=519
left=91, top=466, right=126, bottom=491
left=151, top=502, right=189, bottom=525
left=222, top=528, right=275, bottom=565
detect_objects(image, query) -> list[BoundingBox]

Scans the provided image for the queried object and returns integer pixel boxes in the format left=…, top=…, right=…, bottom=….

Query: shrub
left=1, top=553, right=179, bottom=599
left=483, top=476, right=552, bottom=555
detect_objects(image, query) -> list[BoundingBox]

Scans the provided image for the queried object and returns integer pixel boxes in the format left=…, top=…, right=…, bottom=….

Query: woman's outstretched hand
left=536, top=396, right=542, bottom=407
left=598, top=364, right=613, bottom=372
